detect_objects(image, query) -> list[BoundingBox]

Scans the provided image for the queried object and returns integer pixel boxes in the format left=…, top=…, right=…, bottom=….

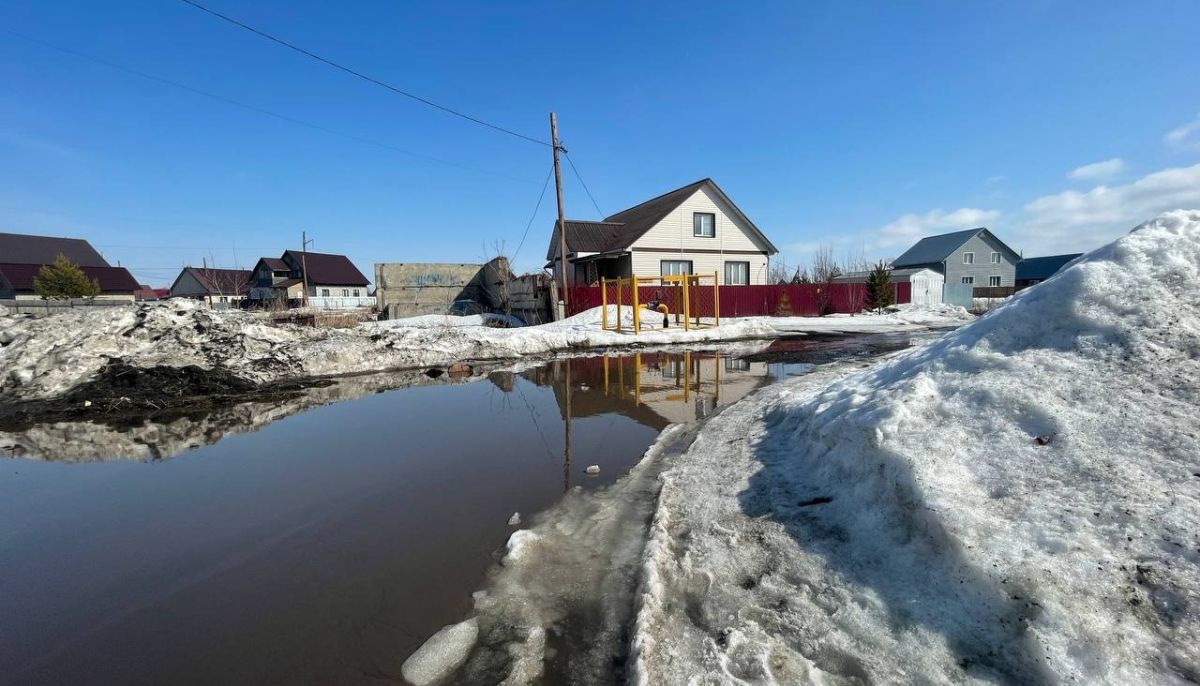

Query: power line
left=176, top=0, right=550, bottom=147
left=3, top=30, right=536, bottom=185
left=564, top=152, right=604, bottom=218
left=511, top=165, right=554, bottom=263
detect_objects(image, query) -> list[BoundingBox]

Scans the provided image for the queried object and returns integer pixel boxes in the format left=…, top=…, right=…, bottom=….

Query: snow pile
left=0, top=296, right=970, bottom=404
left=635, top=211, right=1200, bottom=684
left=374, top=313, right=486, bottom=328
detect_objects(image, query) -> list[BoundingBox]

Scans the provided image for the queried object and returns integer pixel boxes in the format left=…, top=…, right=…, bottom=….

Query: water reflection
left=530, top=351, right=772, bottom=433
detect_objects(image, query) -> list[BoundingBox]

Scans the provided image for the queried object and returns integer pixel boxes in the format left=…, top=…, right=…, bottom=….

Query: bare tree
left=811, top=245, right=841, bottom=316
left=839, top=247, right=869, bottom=314
left=768, top=258, right=792, bottom=285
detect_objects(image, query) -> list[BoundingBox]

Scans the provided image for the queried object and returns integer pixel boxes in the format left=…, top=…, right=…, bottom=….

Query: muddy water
left=0, top=334, right=916, bottom=685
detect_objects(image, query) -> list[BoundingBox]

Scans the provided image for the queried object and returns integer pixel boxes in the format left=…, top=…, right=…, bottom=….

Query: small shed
left=832, top=267, right=944, bottom=306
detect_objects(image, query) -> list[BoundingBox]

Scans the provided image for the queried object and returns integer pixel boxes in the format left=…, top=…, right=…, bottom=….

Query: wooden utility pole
left=300, top=231, right=313, bottom=307
left=550, top=112, right=569, bottom=312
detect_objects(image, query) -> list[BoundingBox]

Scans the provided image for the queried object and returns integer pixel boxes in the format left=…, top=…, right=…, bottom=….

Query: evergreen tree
left=33, top=254, right=101, bottom=299
left=865, top=261, right=895, bottom=313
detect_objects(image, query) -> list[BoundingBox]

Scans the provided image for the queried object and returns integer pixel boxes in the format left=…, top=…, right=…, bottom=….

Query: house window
left=990, top=252, right=1001, bottom=264
left=342, top=288, right=349, bottom=297
left=321, top=288, right=330, bottom=297
left=353, top=289, right=360, bottom=297
left=661, top=260, right=693, bottom=276
left=693, top=213, right=715, bottom=238
left=725, top=358, right=750, bottom=372
left=724, top=261, right=750, bottom=285
left=961, top=276, right=975, bottom=285
left=989, top=276, right=1002, bottom=287
left=963, top=252, right=975, bottom=264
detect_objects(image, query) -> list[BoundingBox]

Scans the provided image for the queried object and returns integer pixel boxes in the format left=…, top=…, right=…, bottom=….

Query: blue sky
left=1, top=1, right=1198, bottom=285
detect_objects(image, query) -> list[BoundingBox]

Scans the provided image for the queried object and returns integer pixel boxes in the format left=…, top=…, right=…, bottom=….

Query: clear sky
left=1, top=1, right=1198, bottom=285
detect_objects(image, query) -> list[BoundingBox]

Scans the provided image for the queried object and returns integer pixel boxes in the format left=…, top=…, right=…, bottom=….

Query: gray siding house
left=891, top=227, right=1021, bottom=289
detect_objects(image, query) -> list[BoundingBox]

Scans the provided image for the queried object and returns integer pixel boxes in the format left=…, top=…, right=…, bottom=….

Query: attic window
left=693, top=213, right=715, bottom=238
left=963, top=252, right=975, bottom=265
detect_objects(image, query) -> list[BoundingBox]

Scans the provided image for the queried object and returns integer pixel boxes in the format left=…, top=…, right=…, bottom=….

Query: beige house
left=546, top=178, right=778, bottom=286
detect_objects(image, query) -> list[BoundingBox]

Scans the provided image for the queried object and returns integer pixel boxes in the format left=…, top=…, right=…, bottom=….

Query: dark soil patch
left=0, top=361, right=329, bottom=431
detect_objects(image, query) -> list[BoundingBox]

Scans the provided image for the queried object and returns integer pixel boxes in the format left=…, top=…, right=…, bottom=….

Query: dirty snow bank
left=634, top=211, right=1200, bottom=684
left=0, top=298, right=965, bottom=403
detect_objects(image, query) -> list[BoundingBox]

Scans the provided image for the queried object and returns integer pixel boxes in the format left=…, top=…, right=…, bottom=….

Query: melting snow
left=633, top=211, right=1200, bottom=684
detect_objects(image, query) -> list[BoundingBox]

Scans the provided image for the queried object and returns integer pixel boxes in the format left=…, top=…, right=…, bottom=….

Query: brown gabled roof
left=261, top=257, right=289, bottom=271
left=180, top=266, right=252, bottom=295
left=545, top=178, right=777, bottom=261
left=0, top=231, right=111, bottom=267
left=0, top=263, right=140, bottom=294
left=282, top=250, right=370, bottom=287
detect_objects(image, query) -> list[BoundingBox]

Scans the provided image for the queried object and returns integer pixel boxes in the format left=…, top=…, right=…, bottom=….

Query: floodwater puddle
left=0, top=333, right=922, bottom=685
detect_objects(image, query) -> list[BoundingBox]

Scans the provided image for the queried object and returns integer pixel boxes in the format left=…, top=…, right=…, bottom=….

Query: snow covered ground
left=634, top=211, right=1200, bottom=684
left=0, top=297, right=968, bottom=403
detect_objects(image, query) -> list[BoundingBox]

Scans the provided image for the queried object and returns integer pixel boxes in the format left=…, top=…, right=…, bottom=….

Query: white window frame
left=988, top=276, right=1001, bottom=287
left=724, top=261, right=750, bottom=285
left=961, top=276, right=975, bottom=285
left=990, top=251, right=1001, bottom=264
left=341, top=288, right=350, bottom=297
left=963, top=252, right=975, bottom=264
left=660, top=260, right=693, bottom=276
left=693, top=212, right=716, bottom=238
left=321, top=288, right=330, bottom=297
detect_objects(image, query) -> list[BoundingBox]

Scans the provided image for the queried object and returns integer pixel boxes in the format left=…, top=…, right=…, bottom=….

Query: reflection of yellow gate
left=602, top=351, right=720, bottom=407
left=600, top=274, right=719, bottom=334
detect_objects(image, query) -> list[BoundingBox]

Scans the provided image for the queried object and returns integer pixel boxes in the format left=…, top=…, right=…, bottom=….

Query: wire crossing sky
left=0, top=1, right=1197, bottom=285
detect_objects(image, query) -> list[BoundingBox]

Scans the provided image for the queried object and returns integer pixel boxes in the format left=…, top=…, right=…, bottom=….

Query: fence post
left=616, top=278, right=622, bottom=332
left=682, top=276, right=690, bottom=331
left=632, top=277, right=641, bottom=334
left=601, top=277, right=608, bottom=331
left=713, top=271, right=720, bottom=326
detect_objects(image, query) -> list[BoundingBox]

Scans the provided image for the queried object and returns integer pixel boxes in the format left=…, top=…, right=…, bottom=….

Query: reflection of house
left=532, top=351, right=771, bottom=428
left=247, top=250, right=373, bottom=310
left=546, top=178, right=779, bottom=286
left=168, top=267, right=251, bottom=306
left=0, top=231, right=140, bottom=301
left=1015, top=253, right=1083, bottom=291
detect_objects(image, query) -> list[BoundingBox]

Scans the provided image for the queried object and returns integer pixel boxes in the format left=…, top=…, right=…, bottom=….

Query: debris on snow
left=634, top=211, right=1200, bottom=684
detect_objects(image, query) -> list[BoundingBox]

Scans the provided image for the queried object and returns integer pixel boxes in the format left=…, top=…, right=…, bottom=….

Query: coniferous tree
left=33, top=254, right=101, bottom=299
left=865, top=261, right=895, bottom=313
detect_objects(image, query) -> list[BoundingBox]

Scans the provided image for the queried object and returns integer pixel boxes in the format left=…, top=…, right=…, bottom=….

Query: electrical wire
left=510, top=165, right=554, bottom=263
left=1, top=29, right=536, bottom=184
left=177, top=0, right=550, bottom=147
left=564, top=151, right=604, bottom=218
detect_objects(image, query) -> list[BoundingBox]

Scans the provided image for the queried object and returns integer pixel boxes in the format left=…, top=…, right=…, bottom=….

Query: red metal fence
left=566, top=281, right=910, bottom=318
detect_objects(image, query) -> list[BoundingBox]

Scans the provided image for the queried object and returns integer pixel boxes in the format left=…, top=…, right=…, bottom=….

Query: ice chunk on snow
left=502, top=529, right=540, bottom=564
left=585, top=464, right=600, bottom=475
left=507, top=511, right=520, bottom=526
left=400, top=617, right=479, bottom=686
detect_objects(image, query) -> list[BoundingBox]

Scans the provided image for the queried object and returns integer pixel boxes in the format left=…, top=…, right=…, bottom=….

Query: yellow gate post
left=632, top=277, right=641, bottom=334
left=601, top=277, right=608, bottom=330
left=615, top=278, right=622, bottom=332
left=682, top=276, right=690, bottom=331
